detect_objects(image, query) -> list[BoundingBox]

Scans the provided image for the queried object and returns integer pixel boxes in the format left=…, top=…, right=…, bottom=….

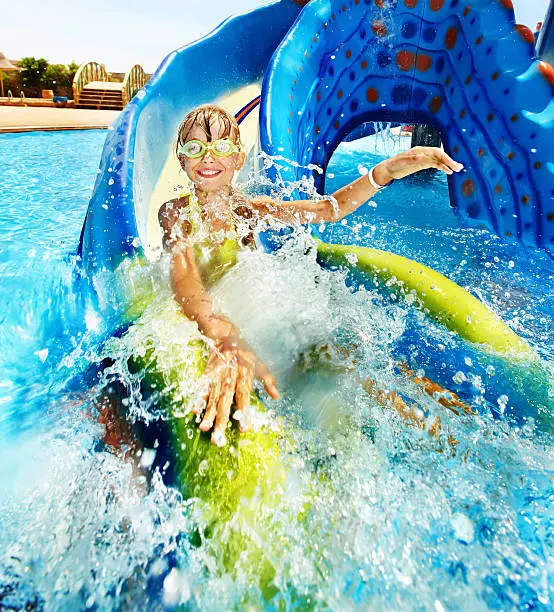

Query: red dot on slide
left=366, top=88, right=379, bottom=103
left=445, top=27, right=458, bottom=50
left=515, top=24, right=535, bottom=44
left=416, top=54, right=432, bottom=72
left=430, top=0, right=445, bottom=11
left=396, top=50, right=415, bottom=71
left=462, top=179, right=474, bottom=197
left=539, top=61, right=554, bottom=86
left=372, top=20, right=388, bottom=37
left=430, top=96, right=443, bottom=113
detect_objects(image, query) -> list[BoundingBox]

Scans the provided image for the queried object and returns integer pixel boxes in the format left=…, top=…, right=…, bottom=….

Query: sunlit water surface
left=0, top=130, right=553, bottom=610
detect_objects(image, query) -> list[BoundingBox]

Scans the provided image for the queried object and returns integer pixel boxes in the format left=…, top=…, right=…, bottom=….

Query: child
left=158, top=104, right=464, bottom=446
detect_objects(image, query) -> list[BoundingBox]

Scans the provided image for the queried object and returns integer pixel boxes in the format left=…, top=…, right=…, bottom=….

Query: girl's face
left=178, top=119, right=245, bottom=193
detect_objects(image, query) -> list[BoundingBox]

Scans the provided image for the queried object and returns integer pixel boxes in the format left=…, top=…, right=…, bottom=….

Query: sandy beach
left=0, top=106, right=120, bottom=133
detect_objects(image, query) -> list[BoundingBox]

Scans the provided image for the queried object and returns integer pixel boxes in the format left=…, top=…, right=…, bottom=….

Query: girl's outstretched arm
left=159, top=200, right=279, bottom=445
left=251, top=146, right=463, bottom=224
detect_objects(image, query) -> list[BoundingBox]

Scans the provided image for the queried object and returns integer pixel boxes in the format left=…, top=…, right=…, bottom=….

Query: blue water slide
left=260, top=0, right=554, bottom=253
left=79, top=0, right=554, bottom=281
left=73, top=0, right=554, bottom=427
left=537, top=0, right=554, bottom=65
left=77, top=0, right=304, bottom=278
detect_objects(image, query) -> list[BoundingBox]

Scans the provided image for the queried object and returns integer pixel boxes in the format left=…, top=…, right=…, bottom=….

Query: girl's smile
left=196, top=166, right=224, bottom=179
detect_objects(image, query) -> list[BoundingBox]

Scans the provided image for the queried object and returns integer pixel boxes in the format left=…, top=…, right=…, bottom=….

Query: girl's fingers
left=417, top=148, right=463, bottom=173
left=200, top=374, right=222, bottom=432
left=435, top=162, right=454, bottom=175
left=263, top=375, right=280, bottom=400
left=212, top=365, right=238, bottom=445
left=196, top=345, right=278, bottom=440
left=235, top=364, right=254, bottom=432
left=254, top=359, right=280, bottom=399
left=260, top=369, right=280, bottom=399
left=193, top=382, right=209, bottom=416
left=441, top=151, right=464, bottom=172
left=237, top=347, right=256, bottom=370
left=194, top=355, right=222, bottom=414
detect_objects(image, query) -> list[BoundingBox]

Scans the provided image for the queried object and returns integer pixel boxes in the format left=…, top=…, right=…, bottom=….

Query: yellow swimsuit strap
left=178, top=192, right=242, bottom=286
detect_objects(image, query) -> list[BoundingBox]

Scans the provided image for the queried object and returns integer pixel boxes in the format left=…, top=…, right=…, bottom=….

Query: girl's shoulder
left=158, top=194, right=195, bottom=247
left=158, top=193, right=193, bottom=227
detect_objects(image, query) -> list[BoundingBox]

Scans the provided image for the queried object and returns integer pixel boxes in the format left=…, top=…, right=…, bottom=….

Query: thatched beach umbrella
left=0, top=53, right=21, bottom=97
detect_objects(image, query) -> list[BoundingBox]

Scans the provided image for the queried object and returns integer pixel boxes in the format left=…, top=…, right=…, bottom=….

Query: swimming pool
left=1, top=130, right=553, bottom=610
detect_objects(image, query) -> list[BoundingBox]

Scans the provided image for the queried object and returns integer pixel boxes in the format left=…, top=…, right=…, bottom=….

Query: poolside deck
left=0, top=106, right=120, bottom=133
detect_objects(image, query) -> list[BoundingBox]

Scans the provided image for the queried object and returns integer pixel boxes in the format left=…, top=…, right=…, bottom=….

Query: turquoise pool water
left=0, top=130, right=553, bottom=610
left=0, top=130, right=108, bottom=434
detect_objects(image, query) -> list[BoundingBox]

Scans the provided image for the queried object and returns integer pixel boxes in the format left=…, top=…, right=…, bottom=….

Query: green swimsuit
left=177, top=192, right=252, bottom=286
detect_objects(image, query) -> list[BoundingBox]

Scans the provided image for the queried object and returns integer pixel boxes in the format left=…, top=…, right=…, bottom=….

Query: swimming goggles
left=179, top=138, right=241, bottom=159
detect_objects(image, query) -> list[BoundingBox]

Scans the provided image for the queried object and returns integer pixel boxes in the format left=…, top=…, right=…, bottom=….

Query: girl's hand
left=373, top=146, right=464, bottom=185
left=195, top=336, right=279, bottom=445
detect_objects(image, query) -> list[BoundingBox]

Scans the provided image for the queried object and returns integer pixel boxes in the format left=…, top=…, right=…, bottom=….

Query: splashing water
left=1, top=131, right=554, bottom=610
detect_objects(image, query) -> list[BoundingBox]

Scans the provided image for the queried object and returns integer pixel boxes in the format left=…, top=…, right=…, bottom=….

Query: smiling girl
left=158, top=104, right=464, bottom=446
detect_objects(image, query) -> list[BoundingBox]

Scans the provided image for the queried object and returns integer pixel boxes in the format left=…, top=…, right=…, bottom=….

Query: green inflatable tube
left=315, top=241, right=536, bottom=360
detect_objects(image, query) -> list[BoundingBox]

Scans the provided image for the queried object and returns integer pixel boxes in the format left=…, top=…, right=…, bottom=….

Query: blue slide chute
left=537, top=0, right=554, bottom=65
left=260, top=0, right=554, bottom=253
left=78, top=0, right=554, bottom=282
left=77, top=0, right=304, bottom=277
left=73, top=0, right=554, bottom=429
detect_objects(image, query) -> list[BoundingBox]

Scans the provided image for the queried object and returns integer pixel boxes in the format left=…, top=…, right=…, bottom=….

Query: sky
left=3, top=0, right=550, bottom=73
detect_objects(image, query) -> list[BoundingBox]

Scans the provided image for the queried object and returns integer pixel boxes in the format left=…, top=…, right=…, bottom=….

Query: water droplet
left=85, top=308, right=101, bottom=332
left=435, top=600, right=446, bottom=612
left=140, top=448, right=157, bottom=469
left=233, top=410, right=244, bottom=422
left=34, top=348, right=48, bottom=363
left=497, top=394, right=509, bottom=413
left=163, top=569, right=190, bottom=606
left=451, top=513, right=474, bottom=543
left=212, top=430, right=226, bottom=447
left=453, top=371, right=466, bottom=384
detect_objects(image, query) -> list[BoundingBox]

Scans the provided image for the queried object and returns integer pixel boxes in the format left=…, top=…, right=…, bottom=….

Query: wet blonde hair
left=175, top=104, right=242, bottom=157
